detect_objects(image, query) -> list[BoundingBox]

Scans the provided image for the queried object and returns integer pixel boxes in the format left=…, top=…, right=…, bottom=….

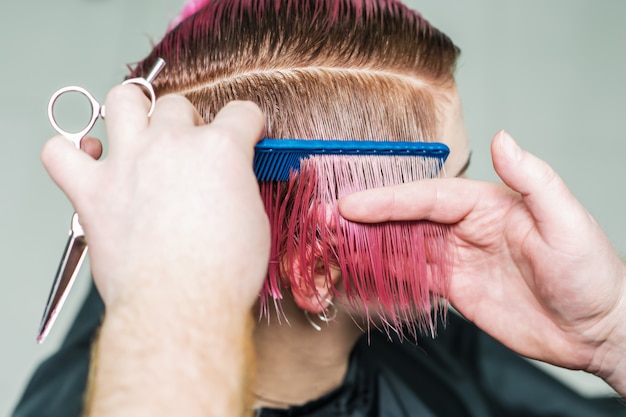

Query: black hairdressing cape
left=13, top=284, right=626, bottom=417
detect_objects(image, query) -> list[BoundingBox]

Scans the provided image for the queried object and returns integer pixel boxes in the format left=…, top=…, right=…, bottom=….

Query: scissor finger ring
left=47, top=86, right=101, bottom=148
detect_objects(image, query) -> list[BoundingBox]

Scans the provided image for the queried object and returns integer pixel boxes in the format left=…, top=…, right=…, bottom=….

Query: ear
left=289, top=256, right=342, bottom=314
left=285, top=201, right=341, bottom=313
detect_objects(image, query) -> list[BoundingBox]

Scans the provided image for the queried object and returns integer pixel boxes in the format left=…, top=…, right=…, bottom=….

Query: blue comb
left=253, top=139, right=450, bottom=181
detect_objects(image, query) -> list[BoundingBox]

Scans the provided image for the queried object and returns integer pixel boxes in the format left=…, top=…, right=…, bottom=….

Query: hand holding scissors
left=38, top=58, right=166, bottom=343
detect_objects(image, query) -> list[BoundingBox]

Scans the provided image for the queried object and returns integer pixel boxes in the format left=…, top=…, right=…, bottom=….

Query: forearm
left=83, top=283, right=255, bottom=417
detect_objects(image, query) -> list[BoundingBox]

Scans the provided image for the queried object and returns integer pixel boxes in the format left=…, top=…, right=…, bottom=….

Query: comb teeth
left=253, top=139, right=450, bottom=182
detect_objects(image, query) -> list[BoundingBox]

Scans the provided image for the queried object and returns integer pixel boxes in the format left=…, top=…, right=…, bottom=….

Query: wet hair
left=131, top=0, right=460, bottom=336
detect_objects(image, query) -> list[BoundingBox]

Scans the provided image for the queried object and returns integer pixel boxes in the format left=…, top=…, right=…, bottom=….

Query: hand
left=339, top=131, right=626, bottom=389
left=41, top=85, right=270, bottom=313
left=41, top=85, right=268, bottom=416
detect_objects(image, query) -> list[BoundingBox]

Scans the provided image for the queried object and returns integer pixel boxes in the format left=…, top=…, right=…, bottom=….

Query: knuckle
left=242, top=101, right=265, bottom=123
left=157, top=93, right=188, bottom=107
left=40, top=135, right=65, bottom=163
left=158, top=126, right=185, bottom=143
left=105, top=84, right=144, bottom=108
left=209, top=124, right=236, bottom=144
left=226, top=100, right=264, bottom=120
left=536, top=161, right=559, bottom=187
left=106, top=84, right=132, bottom=101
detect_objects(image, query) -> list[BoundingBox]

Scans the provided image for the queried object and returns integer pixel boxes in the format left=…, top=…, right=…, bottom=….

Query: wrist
left=97, top=262, right=257, bottom=318
left=87, top=279, right=255, bottom=416
left=588, top=264, right=626, bottom=396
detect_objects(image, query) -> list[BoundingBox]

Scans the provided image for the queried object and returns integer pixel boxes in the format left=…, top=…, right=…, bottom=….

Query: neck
left=252, top=300, right=361, bottom=409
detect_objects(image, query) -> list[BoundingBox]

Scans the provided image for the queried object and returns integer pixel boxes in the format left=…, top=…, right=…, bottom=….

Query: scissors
left=37, top=58, right=166, bottom=343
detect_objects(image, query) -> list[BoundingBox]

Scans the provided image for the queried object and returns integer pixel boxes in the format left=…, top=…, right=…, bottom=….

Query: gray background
left=2, top=0, right=624, bottom=414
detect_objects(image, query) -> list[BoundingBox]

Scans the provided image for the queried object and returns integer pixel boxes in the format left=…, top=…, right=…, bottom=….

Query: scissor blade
left=37, top=232, right=88, bottom=343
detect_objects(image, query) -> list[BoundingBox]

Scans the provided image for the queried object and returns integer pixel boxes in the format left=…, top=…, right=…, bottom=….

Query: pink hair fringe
left=261, top=154, right=452, bottom=338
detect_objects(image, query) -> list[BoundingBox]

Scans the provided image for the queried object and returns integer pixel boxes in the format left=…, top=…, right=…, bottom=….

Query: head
left=131, top=0, right=469, bottom=336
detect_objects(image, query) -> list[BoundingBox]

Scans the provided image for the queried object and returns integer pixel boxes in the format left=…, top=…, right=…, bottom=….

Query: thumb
left=41, top=136, right=94, bottom=205
left=491, top=130, right=591, bottom=232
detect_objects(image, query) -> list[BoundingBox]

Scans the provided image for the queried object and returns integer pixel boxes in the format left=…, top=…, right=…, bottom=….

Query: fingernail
left=499, top=130, right=521, bottom=161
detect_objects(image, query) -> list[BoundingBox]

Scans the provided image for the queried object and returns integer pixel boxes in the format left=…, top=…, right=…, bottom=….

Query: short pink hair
left=132, top=0, right=460, bottom=336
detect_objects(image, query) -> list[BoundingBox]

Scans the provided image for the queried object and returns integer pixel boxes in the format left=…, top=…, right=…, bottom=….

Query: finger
left=491, top=130, right=590, bottom=230
left=80, top=136, right=103, bottom=159
left=103, top=84, right=151, bottom=151
left=338, top=178, right=486, bottom=224
left=207, top=101, right=265, bottom=160
left=41, top=136, right=94, bottom=202
left=149, top=94, right=205, bottom=129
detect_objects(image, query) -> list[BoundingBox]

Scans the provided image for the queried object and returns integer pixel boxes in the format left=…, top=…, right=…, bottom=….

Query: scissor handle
left=122, top=58, right=166, bottom=117
left=48, top=85, right=101, bottom=148
left=122, top=77, right=158, bottom=117
left=47, top=59, right=165, bottom=148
